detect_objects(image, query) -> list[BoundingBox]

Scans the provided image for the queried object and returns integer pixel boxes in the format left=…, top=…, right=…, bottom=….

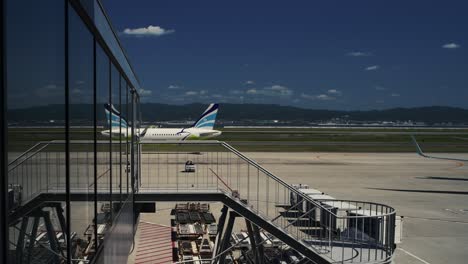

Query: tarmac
left=135, top=152, right=468, bottom=264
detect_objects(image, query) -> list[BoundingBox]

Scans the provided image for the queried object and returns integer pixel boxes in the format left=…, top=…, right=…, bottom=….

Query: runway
left=223, top=130, right=468, bottom=135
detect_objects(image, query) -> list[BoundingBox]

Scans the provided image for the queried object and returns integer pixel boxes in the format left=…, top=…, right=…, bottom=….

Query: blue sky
left=104, top=0, right=467, bottom=110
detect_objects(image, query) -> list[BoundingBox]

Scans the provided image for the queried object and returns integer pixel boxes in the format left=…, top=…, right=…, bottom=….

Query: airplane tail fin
left=411, top=135, right=426, bottom=157
left=191, top=103, right=219, bottom=129
left=105, top=103, right=128, bottom=128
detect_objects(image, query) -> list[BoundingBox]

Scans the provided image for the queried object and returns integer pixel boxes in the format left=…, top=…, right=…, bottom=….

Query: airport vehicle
left=185, top=160, right=196, bottom=172
left=101, top=103, right=222, bottom=140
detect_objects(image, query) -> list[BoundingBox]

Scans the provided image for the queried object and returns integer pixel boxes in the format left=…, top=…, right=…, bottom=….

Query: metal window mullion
left=0, top=0, right=8, bottom=259
left=108, top=58, right=113, bottom=223
left=93, top=37, right=98, bottom=252
left=126, top=83, right=129, bottom=194
left=64, top=1, right=72, bottom=263
left=119, top=75, right=122, bottom=203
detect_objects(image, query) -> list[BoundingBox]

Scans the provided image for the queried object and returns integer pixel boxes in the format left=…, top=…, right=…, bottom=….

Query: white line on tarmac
left=397, top=248, right=431, bottom=264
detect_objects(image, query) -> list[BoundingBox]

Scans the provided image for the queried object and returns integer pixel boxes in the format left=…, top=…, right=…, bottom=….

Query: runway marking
left=397, top=248, right=431, bottom=264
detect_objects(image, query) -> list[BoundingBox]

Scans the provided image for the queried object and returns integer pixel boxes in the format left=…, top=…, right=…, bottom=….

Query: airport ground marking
left=397, top=248, right=431, bottom=264
left=404, top=215, right=468, bottom=224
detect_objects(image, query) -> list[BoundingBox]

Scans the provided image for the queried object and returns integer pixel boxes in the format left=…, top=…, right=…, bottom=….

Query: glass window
left=96, top=43, right=111, bottom=246
left=93, top=0, right=140, bottom=91
left=110, top=63, right=120, bottom=216
left=6, top=0, right=67, bottom=262
left=69, top=5, right=96, bottom=262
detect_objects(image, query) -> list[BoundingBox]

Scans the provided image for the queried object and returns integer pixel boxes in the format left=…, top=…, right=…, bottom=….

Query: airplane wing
left=410, top=135, right=468, bottom=162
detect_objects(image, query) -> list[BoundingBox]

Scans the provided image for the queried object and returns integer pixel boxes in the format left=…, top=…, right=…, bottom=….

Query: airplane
left=101, top=103, right=222, bottom=141
left=410, top=135, right=468, bottom=162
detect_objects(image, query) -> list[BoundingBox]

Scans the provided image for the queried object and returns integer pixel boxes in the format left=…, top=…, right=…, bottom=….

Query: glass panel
left=96, top=43, right=110, bottom=246
left=110, top=63, right=119, bottom=220
left=126, top=83, right=131, bottom=195
left=68, top=5, right=96, bottom=262
left=119, top=76, right=128, bottom=203
left=93, top=0, right=140, bottom=90
left=6, top=0, right=67, bottom=262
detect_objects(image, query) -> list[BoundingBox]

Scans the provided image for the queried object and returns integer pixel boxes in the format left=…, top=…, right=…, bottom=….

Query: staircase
left=7, top=140, right=397, bottom=263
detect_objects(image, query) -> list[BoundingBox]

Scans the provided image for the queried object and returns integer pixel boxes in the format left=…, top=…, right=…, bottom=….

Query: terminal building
left=0, top=1, right=398, bottom=263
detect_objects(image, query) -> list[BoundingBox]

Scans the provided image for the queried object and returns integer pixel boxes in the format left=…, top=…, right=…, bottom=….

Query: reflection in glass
left=6, top=0, right=68, bottom=262
left=69, top=5, right=97, bottom=262
left=96, top=44, right=111, bottom=247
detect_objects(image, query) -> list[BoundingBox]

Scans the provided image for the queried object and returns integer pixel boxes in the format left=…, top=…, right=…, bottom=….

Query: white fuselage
left=141, top=127, right=222, bottom=141
left=101, top=127, right=222, bottom=141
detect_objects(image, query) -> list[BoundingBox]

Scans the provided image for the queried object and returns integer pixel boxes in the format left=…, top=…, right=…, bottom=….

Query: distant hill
left=7, top=103, right=468, bottom=125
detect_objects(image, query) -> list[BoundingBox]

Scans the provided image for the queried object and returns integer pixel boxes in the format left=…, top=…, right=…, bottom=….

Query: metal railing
left=8, top=140, right=130, bottom=206
left=7, top=140, right=396, bottom=263
left=139, top=140, right=396, bottom=263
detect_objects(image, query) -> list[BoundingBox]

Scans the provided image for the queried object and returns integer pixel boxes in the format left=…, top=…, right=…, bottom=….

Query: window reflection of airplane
left=410, top=135, right=468, bottom=162
left=101, top=103, right=222, bottom=141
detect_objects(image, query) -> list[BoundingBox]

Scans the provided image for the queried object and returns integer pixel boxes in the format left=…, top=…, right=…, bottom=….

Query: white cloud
left=246, top=85, right=293, bottom=97
left=246, top=89, right=258, bottom=95
left=316, top=94, right=334, bottom=100
left=327, top=89, right=342, bottom=95
left=390, top=93, right=400, bottom=97
left=442, top=43, right=460, bottom=49
left=365, top=65, right=379, bottom=71
left=122, top=25, right=175, bottom=37
left=347, top=51, right=372, bottom=57
left=375, top=86, right=386, bottom=91
left=138, top=88, right=152, bottom=96
left=183, top=90, right=208, bottom=97
left=264, top=85, right=293, bottom=96
left=168, top=85, right=180, bottom=89
left=301, top=93, right=335, bottom=101
left=245, top=80, right=255, bottom=85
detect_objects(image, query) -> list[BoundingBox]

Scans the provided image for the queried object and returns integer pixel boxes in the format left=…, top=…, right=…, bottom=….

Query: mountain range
left=7, top=103, right=468, bottom=125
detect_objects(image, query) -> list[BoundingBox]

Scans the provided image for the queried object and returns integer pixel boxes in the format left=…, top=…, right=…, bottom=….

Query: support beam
left=16, top=217, right=29, bottom=263
left=218, top=211, right=238, bottom=264
left=23, top=192, right=333, bottom=263
left=27, top=217, right=40, bottom=263
left=297, top=257, right=313, bottom=264
left=43, top=211, right=60, bottom=263
left=245, top=220, right=260, bottom=264
left=252, top=224, right=265, bottom=264
left=213, top=205, right=228, bottom=257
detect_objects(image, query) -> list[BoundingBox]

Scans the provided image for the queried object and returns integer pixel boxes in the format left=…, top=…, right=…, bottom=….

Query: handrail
left=226, top=142, right=396, bottom=218
left=219, top=142, right=339, bottom=216
left=138, top=140, right=397, bottom=220
left=8, top=141, right=50, bottom=166
left=209, top=168, right=234, bottom=193
left=8, top=142, right=53, bottom=172
left=225, top=140, right=337, bottom=218
left=8, top=140, right=126, bottom=173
